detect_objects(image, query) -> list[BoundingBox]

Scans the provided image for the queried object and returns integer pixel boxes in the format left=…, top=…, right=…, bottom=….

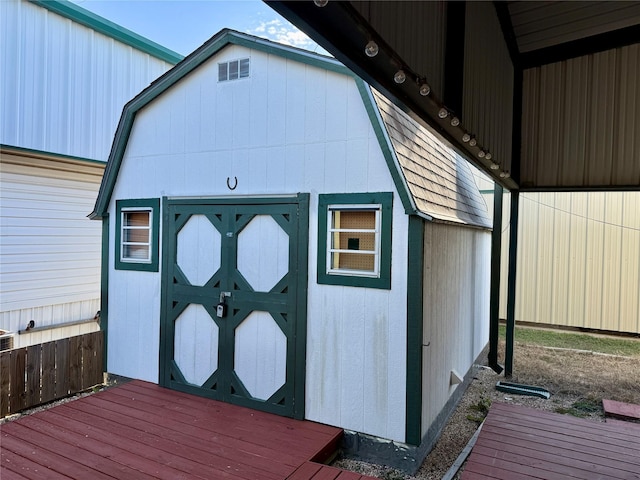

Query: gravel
left=332, top=342, right=639, bottom=480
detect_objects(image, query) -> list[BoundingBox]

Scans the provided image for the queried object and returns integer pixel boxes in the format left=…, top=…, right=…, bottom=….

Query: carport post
left=488, top=183, right=504, bottom=374
left=505, top=191, right=520, bottom=378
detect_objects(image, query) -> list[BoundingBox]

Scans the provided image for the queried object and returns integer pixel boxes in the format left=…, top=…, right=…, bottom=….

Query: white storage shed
left=91, top=30, right=491, bottom=470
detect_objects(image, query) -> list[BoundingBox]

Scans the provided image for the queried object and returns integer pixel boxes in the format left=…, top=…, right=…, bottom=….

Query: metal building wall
left=521, top=44, right=640, bottom=188
left=0, top=0, right=176, bottom=161
left=350, top=1, right=447, bottom=100
left=502, top=191, right=640, bottom=335
left=463, top=1, right=514, bottom=175
left=475, top=167, right=640, bottom=335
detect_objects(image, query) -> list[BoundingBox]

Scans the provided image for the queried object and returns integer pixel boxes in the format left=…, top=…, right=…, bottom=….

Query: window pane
left=333, top=232, right=376, bottom=251
left=239, top=58, right=250, bottom=78
left=123, top=244, right=149, bottom=260
left=229, top=60, right=239, bottom=80
left=218, top=63, right=227, bottom=81
left=124, top=211, right=149, bottom=227
left=331, top=252, right=375, bottom=272
left=123, top=228, right=150, bottom=244
left=332, top=210, right=375, bottom=230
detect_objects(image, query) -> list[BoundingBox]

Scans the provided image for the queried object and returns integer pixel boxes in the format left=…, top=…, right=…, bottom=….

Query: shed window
left=218, top=58, right=250, bottom=82
left=328, top=208, right=380, bottom=276
left=115, top=198, right=160, bottom=272
left=318, top=192, right=392, bottom=289
left=121, top=210, right=152, bottom=262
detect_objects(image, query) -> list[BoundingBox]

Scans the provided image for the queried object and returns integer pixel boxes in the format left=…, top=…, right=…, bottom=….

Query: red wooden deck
left=1, top=380, right=377, bottom=479
left=462, top=402, right=640, bottom=479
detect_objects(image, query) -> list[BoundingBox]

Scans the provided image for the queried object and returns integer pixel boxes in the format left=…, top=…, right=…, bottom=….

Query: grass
left=499, top=324, right=640, bottom=357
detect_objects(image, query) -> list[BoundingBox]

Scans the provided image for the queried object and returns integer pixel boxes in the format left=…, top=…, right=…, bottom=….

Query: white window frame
left=326, top=204, right=382, bottom=278
left=120, top=207, right=153, bottom=264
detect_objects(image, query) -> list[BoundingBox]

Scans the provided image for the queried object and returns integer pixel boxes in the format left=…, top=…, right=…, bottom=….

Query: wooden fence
left=0, top=331, right=104, bottom=417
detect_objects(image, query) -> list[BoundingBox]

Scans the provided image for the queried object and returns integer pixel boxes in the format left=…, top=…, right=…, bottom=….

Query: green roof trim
left=0, top=143, right=105, bottom=166
left=355, top=80, right=418, bottom=217
left=91, top=29, right=373, bottom=219
left=30, top=0, right=183, bottom=65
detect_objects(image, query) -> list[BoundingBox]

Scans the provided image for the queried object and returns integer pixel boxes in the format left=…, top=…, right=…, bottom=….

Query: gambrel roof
left=92, top=29, right=490, bottom=229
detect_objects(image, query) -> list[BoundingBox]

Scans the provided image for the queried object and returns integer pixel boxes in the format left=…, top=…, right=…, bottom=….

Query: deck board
left=0, top=380, right=378, bottom=480
left=462, top=402, right=640, bottom=480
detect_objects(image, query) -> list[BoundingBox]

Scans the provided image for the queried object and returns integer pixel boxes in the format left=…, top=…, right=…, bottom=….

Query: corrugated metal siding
left=463, top=2, right=514, bottom=174
left=508, top=1, right=640, bottom=53
left=521, top=44, right=640, bottom=188
left=491, top=191, right=640, bottom=335
left=0, top=301, right=100, bottom=348
left=350, top=1, right=446, bottom=99
left=421, top=222, right=490, bottom=434
left=0, top=0, right=175, bottom=161
left=0, top=155, right=104, bottom=316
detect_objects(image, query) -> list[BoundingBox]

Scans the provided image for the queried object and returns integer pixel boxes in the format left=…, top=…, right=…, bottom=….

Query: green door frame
left=159, top=194, right=309, bottom=419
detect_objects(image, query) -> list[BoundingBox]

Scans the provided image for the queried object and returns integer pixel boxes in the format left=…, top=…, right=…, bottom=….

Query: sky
left=71, top=0, right=324, bottom=56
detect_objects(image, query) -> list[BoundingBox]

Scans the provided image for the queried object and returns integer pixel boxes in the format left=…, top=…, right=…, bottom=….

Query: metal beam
left=505, top=191, right=519, bottom=377
left=488, top=183, right=504, bottom=374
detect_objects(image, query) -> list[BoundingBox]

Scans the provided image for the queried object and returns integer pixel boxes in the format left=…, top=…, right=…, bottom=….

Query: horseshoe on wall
left=226, top=176, right=238, bottom=190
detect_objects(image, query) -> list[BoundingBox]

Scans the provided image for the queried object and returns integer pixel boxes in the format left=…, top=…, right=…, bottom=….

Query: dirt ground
left=333, top=341, right=640, bottom=480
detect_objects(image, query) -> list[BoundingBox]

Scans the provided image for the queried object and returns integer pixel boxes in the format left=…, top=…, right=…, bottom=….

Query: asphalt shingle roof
left=372, top=89, right=492, bottom=229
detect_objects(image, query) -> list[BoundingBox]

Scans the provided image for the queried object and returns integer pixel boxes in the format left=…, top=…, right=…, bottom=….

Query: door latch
left=216, top=292, right=231, bottom=318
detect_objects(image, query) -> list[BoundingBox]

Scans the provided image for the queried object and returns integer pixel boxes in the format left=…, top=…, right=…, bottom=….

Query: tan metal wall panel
left=521, top=45, right=640, bottom=188
left=493, top=191, right=640, bottom=334
left=350, top=1, right=446, bottom=99
left=463, top=2, right=513, bottom=173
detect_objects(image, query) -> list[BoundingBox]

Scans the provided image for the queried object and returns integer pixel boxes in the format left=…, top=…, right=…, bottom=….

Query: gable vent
left=218, top=58, right=250, bottom=82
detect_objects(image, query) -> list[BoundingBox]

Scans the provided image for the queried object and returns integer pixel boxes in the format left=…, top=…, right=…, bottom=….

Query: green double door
left=160, top=195, right=308, bottom=418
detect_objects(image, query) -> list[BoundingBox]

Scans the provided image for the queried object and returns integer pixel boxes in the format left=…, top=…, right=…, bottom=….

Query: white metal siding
left=0, top=0, right=175, bottom=161
left=421, top=222, right=490, bottom=435
left=463, top=2, right=514, bottom=174
left=0, top=155, right=104, bottom=332
left=521, top=45, right=640, bottom=188
left=108, top=46, right=408, bottom=442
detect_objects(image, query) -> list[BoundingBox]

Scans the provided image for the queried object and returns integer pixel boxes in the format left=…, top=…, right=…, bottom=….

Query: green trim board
left=0, top=143, right=105, bottom=166
left=405, top=215, right=424, bottom=445
left=100, top=214, right=109, bottom=372
left=355, top=80, right=418, bottom=216
left=114, top=198, right=160, bottom=272
left=29, top=0, right=183, bottom=65
left=317, top=192, right=393, bottom=290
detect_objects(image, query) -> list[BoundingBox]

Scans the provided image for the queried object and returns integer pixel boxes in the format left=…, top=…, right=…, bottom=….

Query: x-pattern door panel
left=160, top=196, right=308, bottom=418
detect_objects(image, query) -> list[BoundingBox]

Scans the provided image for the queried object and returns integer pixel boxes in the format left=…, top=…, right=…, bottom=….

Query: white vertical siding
left=421, top=222, right=490, bottom=434
left=0, top=0, right=175, bottom=161
left=108, top=47, right=408, bottom=442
